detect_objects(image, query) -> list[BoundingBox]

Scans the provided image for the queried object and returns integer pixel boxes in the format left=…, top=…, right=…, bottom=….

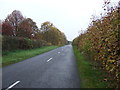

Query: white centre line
left=47, top=57, right=53, bottom=62
left=58, top=52, right=60, bottom=54
left=6, top=81, right=20, bottom=90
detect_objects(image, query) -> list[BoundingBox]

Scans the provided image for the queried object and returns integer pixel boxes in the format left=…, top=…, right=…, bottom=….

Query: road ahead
left=2, top=45, right=80, bottom=89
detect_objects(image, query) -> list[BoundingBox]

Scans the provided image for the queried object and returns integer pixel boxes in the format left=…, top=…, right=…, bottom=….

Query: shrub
left=73, top=2, right=120, bottom=88
left=2, top=36, right=19, bottom=51
left=2, top=36, right=48, bottom=52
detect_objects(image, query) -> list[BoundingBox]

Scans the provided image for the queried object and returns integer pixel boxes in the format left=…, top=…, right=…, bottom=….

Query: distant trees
left=2, top=10, right=68, bottom=51
left=41, top=21, right=67, bottom=45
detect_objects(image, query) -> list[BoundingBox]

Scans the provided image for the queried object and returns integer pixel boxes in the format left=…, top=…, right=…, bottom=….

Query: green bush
left=2, top=36, right=48, bottom=52
left=2, top=36, right=19, bottom=51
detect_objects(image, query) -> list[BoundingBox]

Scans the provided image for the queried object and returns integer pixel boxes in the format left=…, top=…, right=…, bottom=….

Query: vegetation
left=2, top=10, right=68, bottom=52
left=41, top=21, right=68, bottom=45
left=73, top=46, right=108, bottom=88
left=2, top=46, right=59, bottom=67
left=2, top=36, right=48, bottom=51
left=1, top=10, right=68, bottom=67
left=73, top=1, right=120, bottom=88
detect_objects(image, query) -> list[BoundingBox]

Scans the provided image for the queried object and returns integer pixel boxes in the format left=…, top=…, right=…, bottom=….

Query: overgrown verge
left=73, top=45, right=108, bottom=88
left=2, top=46, right=59, bottom=67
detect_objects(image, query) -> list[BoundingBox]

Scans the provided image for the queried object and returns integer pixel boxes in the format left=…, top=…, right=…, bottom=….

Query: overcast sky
left=0, top=0, right=119, bottom=41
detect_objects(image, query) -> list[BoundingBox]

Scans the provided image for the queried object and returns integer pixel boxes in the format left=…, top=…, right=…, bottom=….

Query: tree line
left=2, top=10, right=68, bottom=51
left=73, top=1, right=120, bottom=88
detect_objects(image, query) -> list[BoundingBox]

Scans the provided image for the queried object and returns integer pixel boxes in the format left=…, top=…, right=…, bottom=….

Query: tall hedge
left=73, top=3, right=120, bottom=88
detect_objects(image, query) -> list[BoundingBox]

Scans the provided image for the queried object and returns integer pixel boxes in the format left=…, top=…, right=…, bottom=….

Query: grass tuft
left=73, top=45, right=108, bottom=88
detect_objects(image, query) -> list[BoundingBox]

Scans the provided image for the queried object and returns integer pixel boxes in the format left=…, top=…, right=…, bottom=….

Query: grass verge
left=73, top=45, right=108, bottom=88
left=2, top=46, right=59, bottom=67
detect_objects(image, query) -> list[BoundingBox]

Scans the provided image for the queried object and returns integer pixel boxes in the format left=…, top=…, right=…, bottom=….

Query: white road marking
left=58, top=52, right=60, bottom=54
left=6, top=81, right=20, bottom=90
left=47, top=57, right=53, bottom=62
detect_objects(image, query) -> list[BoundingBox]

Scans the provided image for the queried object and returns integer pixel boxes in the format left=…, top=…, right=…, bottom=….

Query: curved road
left=2, top=45, right=80, bottom=89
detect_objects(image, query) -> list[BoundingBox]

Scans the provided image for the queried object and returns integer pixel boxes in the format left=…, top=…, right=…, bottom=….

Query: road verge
left=2, top=46, right=59, bottom=67
left=73, top=45, right=109, bottom=88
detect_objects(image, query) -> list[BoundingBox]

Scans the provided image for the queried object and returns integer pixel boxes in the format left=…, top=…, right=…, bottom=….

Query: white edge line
left=6, top=81, right=20, bottom=90
left=47, top=57, right=53, bottom=62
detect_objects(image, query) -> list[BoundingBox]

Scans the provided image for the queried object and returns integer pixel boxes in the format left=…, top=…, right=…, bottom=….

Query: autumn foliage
left=2, top=10, right=67, bottom=52
left=2, top=22, right=13, bottom=36
left=41, top=21, right=67, bottom=45
left=73, top=1, right=120, bottom=88
left=2, top=10, right=68, bottom=52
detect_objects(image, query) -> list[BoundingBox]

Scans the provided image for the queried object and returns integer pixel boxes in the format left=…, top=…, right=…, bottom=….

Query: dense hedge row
left=73, top=3, right=120, bottom=88
left=2, top=36, right=48, bottom=51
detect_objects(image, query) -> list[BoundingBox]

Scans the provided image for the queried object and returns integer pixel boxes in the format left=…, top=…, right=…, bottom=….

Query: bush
left=18, top=38, right=33, bottom=49
left=2, top=36, right=19, bottom=51
left=2, top=36, right=48, bottom=52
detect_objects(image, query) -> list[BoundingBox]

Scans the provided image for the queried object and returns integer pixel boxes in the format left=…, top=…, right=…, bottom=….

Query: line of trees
left=73, top=1, right=120, bottom=88
left=2, top=10, right=68, bottom=51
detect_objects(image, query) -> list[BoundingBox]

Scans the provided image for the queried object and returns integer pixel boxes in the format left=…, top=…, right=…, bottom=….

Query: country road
left=2, top=45, right=80, bottom=89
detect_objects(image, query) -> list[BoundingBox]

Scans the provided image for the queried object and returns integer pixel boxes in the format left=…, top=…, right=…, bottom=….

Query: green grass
left=73, top=45, right=108, bottom=88
left=2, top=46, right=59, bottom=67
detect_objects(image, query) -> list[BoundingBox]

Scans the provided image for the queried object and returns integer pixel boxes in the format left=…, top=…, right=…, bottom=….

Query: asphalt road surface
left=2, top=45, right=80, bottom=89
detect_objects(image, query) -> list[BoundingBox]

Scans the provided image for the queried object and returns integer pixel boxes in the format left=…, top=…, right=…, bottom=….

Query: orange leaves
left=41, top=21, right=67, bottom=45
left=73, top=2, right=120, bottom=88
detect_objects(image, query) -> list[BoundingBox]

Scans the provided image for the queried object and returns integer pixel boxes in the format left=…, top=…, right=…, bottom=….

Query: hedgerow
left=2, top=36, right=48, bottom=52
left=73, top=1, right=120, bottom=88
